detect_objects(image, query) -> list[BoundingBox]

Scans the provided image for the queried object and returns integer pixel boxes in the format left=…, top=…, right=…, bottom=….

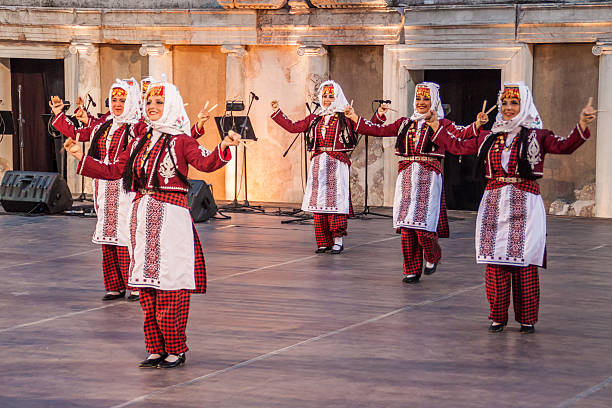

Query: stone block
left=218, top=0, right=287, bottom=9
left=574, top=182, right=595, bottom=201
left=549, top=199, right=569, bottom=216
left=572, top=200, right=595, bottom=217
left=311, top=0, right=390, bottom=8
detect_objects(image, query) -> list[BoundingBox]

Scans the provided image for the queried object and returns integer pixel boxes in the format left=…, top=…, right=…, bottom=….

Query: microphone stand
left=17, top=85, right=25, bottom=170
left=76, top=98, right=93, bottom=201
left=279, top=102, right=318, bottom=224
left=355, top=102, right=391, bottom=219
left=221, top=92, right=264, bottom=213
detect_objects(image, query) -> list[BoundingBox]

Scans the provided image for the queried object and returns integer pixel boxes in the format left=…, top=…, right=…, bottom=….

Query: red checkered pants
left=400, top=228, right=442, bottom=276
left=313, top=213, right=348, bottom=247
left=101, top=245, right=130, bottom=292
left=485, top=264, right=540, bottom=325
left=140, top=288, right=191, bottom=354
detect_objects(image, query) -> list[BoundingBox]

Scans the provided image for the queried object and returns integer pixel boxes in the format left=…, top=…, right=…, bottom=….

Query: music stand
left=355, top=134, right=392, bottom=219
left=214, top=113, right=264, bottom=213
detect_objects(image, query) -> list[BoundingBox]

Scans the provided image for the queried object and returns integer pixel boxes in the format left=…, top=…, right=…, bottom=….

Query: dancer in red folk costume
left=64, top=81, right=241, bottom=368
left=50, top=78, right=142, bottom=301
left=271, top=80, right=358, bottom=254
left=345, top=82, right=479, bottom=284
left=429, top=82, right=596, bottom=333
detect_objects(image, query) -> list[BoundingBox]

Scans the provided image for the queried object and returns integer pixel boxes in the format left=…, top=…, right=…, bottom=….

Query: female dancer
left=50, top=78, right=141, bottom=301
left=429, top=82, right=596, bottom=333
left=64, top=80, right=240, bottom=367
left=271, top=80, right=358, bottom=254
left=345, top=82, right=478, bottom=283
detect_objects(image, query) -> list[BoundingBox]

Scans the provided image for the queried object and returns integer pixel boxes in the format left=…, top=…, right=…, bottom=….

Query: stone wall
left=0, top=0, right=222, bottom=8
left=401, top=1, right=601, bottom=4
left=532, top=43, right=598, bottom=209
left=329, top=45, right=384, bottom=207
left=99, top=45, right=148, bottom=108
left=243, top=46, right=309, bottom=204
left=173, top=46, right=227, bottom=199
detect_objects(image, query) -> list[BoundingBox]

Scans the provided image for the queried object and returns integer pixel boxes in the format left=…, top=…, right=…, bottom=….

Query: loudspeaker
left=0, top=171, right=73, bottom=214
left=186, top=179, right=217, bottom=222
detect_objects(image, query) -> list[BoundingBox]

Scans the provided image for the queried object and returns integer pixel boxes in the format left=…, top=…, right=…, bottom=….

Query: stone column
left=593, top=43, right=612, bottom=218
left=297, top=43, right=329, bottom=103
left=65, top=41, right=100, bottom=195
left=220, top=45, right=247, bottom=200
left=139, top=43, right=173, bottom=83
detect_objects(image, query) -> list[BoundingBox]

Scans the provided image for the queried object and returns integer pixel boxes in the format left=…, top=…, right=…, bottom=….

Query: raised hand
left=221, top=130, right=242, bottom=150
left=425, top=109, right=439, bottom=131
left=476, top=100, right=497, bottom=129
left=196, top=105, right=211, bottom=131
left=377, top=103, right=389, bottom=117
left=271, top=100, right=279, bottom=111
left=63, top=138, right=83, bottom=161
left=49, top=96, right=65, bottom=116
left=74, top=97, right=89, bottom=125
left=344, top=104, right=358, bottom=122
left=579, top=97, right=597, bottom=131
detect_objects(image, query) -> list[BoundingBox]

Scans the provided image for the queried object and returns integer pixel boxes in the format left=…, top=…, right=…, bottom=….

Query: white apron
left=476, top=184, right=546, bottom=267
left=393, top=162, right=442, bottom=232
left=92, top=179, right=134, bottom=246
left=302, top=152, right=350, bottom=214
left=127, top=195, right=196, bottom=290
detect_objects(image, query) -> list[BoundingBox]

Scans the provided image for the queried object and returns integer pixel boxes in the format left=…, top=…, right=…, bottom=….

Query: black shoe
left=402, top=274, right=420, bottom=284
left=158, top=353, right=186, bottom=369
left=315, top=246, right=332, bottom=254
left=424, top=263, right=438, bottom=275
left=520, top=324, right=535, bottom=334
left=330, top=245, right=343, bottom=255
left=139, top=353, right=168, bottom=368
left=102, top=291, right=126, bottom=301
left=489, top=323, right=505, bottom=332
left=127, top=293, right=140, bottom=302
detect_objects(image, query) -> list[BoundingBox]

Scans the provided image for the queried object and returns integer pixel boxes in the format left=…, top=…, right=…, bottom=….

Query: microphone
left=87, top=93, right=97, bottom=107
left=374, top=99, right=391, bottom=104
left=250, top=91, right=259, bottom=101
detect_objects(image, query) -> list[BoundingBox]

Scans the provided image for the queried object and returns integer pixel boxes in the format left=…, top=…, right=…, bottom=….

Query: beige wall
left=0, top=58, right=12, bottom=178
left=99, top=45, right=148, bottom=108
left=329, top=45, right=384, bottom=207
left=533, top=44, right=598, bottom=207
left=242, top=45, right=311, bottom=204
left=173, top=46, right=227, bottom=199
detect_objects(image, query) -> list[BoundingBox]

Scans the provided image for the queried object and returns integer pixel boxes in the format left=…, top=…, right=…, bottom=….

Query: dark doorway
left=424, top=69, right=501, bottom=211
left=10, top=58, right=64, bottom=173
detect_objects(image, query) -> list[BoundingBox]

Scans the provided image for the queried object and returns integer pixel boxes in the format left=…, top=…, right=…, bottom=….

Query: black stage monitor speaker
left=187, top=179, right=217, bottom=222
left=0, top=171, right=73, bottom=214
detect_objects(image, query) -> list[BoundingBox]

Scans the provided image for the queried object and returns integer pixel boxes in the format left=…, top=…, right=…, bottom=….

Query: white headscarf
left=317, top=80, right=350, bottom=116
left=108, top=78, right=141, bottom=124
left=410, top=82, right=445, bottom=122
left=144, top=81, right=191, bottom=136
left=491, top=81, right=543, bottom=134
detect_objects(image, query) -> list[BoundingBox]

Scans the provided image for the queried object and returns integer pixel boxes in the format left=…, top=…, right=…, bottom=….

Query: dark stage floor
left=0, top=208, right=611, bottom=407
